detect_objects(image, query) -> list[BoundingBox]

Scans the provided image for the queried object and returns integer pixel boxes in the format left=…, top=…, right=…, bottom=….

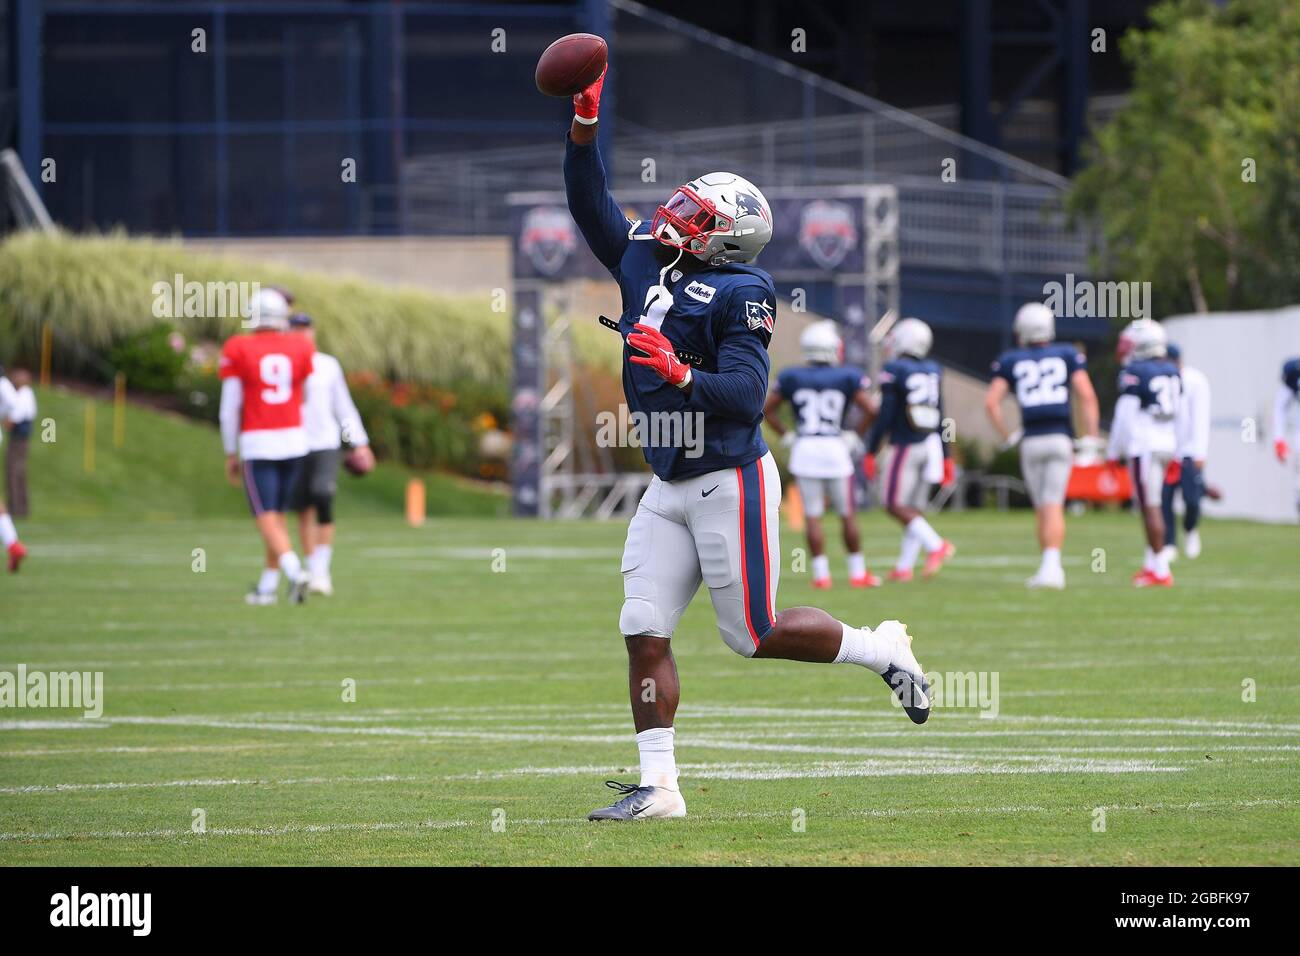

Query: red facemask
left=652, top=185, right=731, bottom=255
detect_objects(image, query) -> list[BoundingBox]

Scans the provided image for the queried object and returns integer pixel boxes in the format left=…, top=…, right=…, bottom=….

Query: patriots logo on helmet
left=520, top=206, right=577, bottom=277
left=798, top=200, right=858, bottom=270
left=734, top=192, right=769, bottom=224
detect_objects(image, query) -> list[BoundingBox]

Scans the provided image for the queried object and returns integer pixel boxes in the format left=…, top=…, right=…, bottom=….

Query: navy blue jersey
left=1118, top=358, right=1181, bottom=420
left=1284, top=357, right=1300, bottom=397
left=776, top=364, right=868, bottom=437
left=867, top=356, right=946, bottom=453
left=991, top=342, right=1086, bottom=438
left=565, top=136, right=775, bottom=481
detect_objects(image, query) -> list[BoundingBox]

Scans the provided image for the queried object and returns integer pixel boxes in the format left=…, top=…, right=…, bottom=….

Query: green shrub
left=108, top=323, right=188, bottom=392
left=0, top=230, right=621, bottom=478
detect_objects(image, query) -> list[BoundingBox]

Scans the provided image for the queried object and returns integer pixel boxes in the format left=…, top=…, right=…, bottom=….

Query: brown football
left=535, top=33, right=607, bottom=97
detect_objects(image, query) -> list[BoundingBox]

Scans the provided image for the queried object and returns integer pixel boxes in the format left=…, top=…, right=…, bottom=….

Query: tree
left=1069, top=0, right=1300, bottom=314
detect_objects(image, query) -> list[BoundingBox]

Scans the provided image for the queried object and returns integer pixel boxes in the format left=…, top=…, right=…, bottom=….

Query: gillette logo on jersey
left=219, top=332, right=314, bottom=460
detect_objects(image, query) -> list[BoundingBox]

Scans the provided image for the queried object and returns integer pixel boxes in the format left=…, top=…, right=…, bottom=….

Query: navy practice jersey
left=565, top=135, right=777, bottom=481
left=991, top=342, right=1086, bottom=438
left=1118, top=357, right=1181, bottom=420
left=866, top=356, right=947, bottom=453
left=776, top=364, right=869, bottom=437
left=1284, top=357, right=1300, bottom=397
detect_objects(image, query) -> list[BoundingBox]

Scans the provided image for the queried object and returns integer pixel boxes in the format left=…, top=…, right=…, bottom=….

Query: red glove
left=941, top=458, right=956, bottom=487
left=573, top=66, right=607, bottom=125
left=627, top=323, right=692, bottom=388
left=863, top=453, right=877, bottom=481
left=1276, top=438, right=1289, bottom=463
left=1164, top=459, right=1182, bottom=484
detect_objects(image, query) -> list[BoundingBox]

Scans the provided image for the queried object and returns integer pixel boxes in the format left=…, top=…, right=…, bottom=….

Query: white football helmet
left=652, top=172, right=772, bottom=265
left=800, top=320, right=842, bottom=365
left=886, top=317, right=933, bottom=360
left=1116, top=318, right=1166, bottom=365
left=1014, top=302, right=1056, bottom=346
left=246, top=287, right=291, bottom=331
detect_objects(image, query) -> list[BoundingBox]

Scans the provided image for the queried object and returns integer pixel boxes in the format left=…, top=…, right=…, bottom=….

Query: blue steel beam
left=15, top=0, right=43, bottom=189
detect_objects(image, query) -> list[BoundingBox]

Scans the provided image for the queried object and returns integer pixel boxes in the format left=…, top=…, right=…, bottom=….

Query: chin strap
left=657, top=244, right=685, bottom=288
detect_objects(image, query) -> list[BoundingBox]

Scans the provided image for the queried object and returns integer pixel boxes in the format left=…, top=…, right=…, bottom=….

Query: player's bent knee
left=619, top=596, right=671, bottom=639
left=714, top=604, right=763, bottom=658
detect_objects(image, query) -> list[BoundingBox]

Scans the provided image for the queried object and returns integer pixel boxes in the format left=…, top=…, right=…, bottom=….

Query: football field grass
left=3, top=508, right=1298, bottom=865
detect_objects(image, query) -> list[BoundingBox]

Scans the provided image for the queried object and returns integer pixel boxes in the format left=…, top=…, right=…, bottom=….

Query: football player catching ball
left=562, top=60, right=932, bottom=823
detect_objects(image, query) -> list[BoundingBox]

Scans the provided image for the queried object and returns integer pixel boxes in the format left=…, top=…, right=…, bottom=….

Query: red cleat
left=811, top=577, right=832, bottom=590
left=922, top=540, right=955, bottom=579
left=886, top=568, right=913, bottom=583
left=1132, top=568, right=1173, bottom=588
left=7, top=541, right=26, bottom=573
left=850, top=572, right=882, bottom=589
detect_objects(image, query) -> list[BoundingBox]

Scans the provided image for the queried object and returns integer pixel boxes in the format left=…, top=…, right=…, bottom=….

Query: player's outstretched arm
left=563, top=68, right=628, bottom=272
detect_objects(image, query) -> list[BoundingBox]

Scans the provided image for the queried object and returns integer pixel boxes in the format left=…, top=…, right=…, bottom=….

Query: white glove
left=841, top=430, right=865, bottom=458
left=781, top=431, right=797, bottom=448
left=998, top=428, right=1024, bottom=452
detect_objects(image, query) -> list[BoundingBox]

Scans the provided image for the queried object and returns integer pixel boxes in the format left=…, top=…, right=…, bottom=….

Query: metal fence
left=366, top=0, right=1096, bottom=278
left=375, top=112, right=1091, bottom=278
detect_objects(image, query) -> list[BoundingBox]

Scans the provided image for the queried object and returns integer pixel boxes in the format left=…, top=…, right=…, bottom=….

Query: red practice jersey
left=220, top=331, right=314, bottom=460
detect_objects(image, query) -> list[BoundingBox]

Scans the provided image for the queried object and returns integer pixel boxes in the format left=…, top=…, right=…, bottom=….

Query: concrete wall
left=1164, top=307, right=1300, bottom=524
left=185, top=236, right=511, bottom=296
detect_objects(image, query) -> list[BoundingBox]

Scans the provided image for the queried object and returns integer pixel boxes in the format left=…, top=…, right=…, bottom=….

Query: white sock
left=811, top=554, right=830, bottom=581
left=1041, top=547, right=1062, bottom=573
left=1143, top=547, right=1155, bottom=571
left=279, top=550, right=304, bottom=581
left=258, top=568, right=281, bottom=595
left=0, top=514, right=16, bottom=547
left=310, top=544, right=333, bottom=576
left=636, top=727, right=678, bottom=790
left=897, top=527, right=923, bottom=571
left=1152, top=549, right=1170, bottom=577
left=907, top=516, right=943, bottom=552
left=832, top=622, right=891, bottom=674
left=847, top=552, right=866, bottom=578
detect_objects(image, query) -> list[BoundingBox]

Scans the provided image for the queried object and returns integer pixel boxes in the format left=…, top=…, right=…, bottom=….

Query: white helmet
left=1014, top=302, right=1055, bottom=346
left=886, top=317, right=933, bottom=360
left=246, top=287, right=291, bottom=331
left=1117, top=318, right=1166, bottom=365
left=800, top=320, right=842, bottom=364
left=652, top=171, right=772, bottom=265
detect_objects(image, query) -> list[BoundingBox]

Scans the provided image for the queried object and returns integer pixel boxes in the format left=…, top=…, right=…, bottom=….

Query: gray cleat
left=587, top=780, right=687, bottom=821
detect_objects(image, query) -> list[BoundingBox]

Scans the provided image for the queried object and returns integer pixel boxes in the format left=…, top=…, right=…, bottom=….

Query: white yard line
left=2, top=796, right=1295, bottom=844
left=0, top=774, right=417, bottom=795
